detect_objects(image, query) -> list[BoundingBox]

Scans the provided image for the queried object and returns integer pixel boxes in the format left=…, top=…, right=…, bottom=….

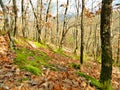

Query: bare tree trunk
left=93, top=24, right=97, bottom=60
left=38, top=0, right=43, bottom=42
left=59, top=0, right=69, bottom=48
left=117, top=11, right=120, bottom=64
left=0, top=0, right=15, bottom=49
left=80, top=0, right=85, bottom=64
left=0, top=0, right=9, bottom=30
left=100, top=0, right=113, bottom=89
left=73, top=0, right=80, bottom=54
left=39, top=0, right=42, bottom=42
left=86, top=26, right=92, bottom=51
left=56, top=0, right=59, bottom=46
left=21, top=0, right=26, bottom=38
left=44, top=0, right=52, bottom=41
left=29, top=0, right=42, bottom=43
left=13, top=0, right=18, bottom=37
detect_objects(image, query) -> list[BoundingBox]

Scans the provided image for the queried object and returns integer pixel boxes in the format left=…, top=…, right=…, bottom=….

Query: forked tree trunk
left=59, top=0, right=69, bottom=48
left=0, top=0, right=9, bottom=30
left=29, top=0, right=42, bottom=43
left=100, top=0, right=113, bottom=89
left=0, top=0, right=15, bottom=49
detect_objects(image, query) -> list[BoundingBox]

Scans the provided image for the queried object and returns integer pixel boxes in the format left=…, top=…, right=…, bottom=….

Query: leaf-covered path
left=0, top=38, right=120, bottom=90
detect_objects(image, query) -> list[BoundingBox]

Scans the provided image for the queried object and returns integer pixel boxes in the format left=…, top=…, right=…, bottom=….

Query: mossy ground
left=14, top=46, right=53, bottom=75
left=13, top=38, right=120, bottom=89
left=77, top=72, right=101, bottom=89
left=53, top=48, right=72, bottom=58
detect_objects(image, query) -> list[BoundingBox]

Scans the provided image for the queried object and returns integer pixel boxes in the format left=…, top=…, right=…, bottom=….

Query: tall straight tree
left=117, top=10, right=120, bottom=64
left=80, top=0, right=85, bottom=64
left=73, top=0, right=80, bottom=54
left=13, top=0, right=18, bottom=37
left=56, top=0, right=59, bottom=46
left=21, top=0, right=25, bottom=38
left=39, top=0, right=43, bottom=42
left=100, top=0, right=113, bottom=89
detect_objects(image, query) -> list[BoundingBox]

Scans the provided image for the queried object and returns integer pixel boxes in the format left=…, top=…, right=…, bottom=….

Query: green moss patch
left=68, top=63, right=80, bottom=69
left=53, top=48, right=72, bottom=58
left=21, top=65, right=42, bottom=75
left=14, top=47, right=53, bottom=75
left=33, top=41, right=47, bottom=48
left=77, top=72, right=101, bottom=89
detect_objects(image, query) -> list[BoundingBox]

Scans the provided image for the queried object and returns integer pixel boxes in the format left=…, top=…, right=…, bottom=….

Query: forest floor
left=0, top=37, right=120, bottom=90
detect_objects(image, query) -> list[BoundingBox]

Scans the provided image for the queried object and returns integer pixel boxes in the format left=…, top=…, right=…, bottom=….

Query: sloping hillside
left=0, top=38, right=120, bottom=90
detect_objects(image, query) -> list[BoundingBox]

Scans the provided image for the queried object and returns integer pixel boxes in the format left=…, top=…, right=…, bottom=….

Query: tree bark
left=59, top=0, right=69, bottom=48
left=29, top=0, right=42, bottom=43
left=80, top=0, right=85, bottom=64
left=116, top=11, right=120, bottom=64
left=73, top=0, right=79, bottom=54
left=100, top=0, right=113, bottom=89
left=56, top=0, right=59, bottom=46
left=44, top=0, right=52, bottom=41
left=0, top=0, right=15, bottom=49
left=13, top=0, right=18, bottom=37
left=21, top=0, right=26, bottom=38
left=0, top=0, right=9, bottom=31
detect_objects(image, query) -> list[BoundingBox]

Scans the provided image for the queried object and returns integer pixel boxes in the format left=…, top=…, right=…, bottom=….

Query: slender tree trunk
left=117, top=11, right=120, bottom=64
left=73, top=0, right=79, bottom=54
left=93, top=24, right=97, bottom=60
left=0, top=0, right=9, bottom=30
left=86, top=26, right=92, bottom=50
left=29, top=0, right=42, bottom=43
left=21, top=0, right=26, bottom=38
left=21, top=0, right=25, bottom=38
left=13, top=0, right=18, bottom=37
left=44, top=0, right=52, bottom=41
left=0, top=0, right=15, bottom=49
left=80, top=0, right=85, bottom=64
left=59, top=0, right=69, bottom=48
left=100, top=0, right=113, bottom=89
left=38, top=0, right=42, bottom=42
left=56, top=0, right=59, bottom=46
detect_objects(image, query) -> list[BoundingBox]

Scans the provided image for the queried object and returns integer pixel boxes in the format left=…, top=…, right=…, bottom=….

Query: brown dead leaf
left=63, top=79, right=72, bottom=85
left=86, top=85, right=95, bottom=90
left=81, top=81, right=87, bottom=88
left=70, top=87, right=80, bottom=90
left=0, top=87, right=6, bottom=90
left=54, top=83, right=62, bottom=90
